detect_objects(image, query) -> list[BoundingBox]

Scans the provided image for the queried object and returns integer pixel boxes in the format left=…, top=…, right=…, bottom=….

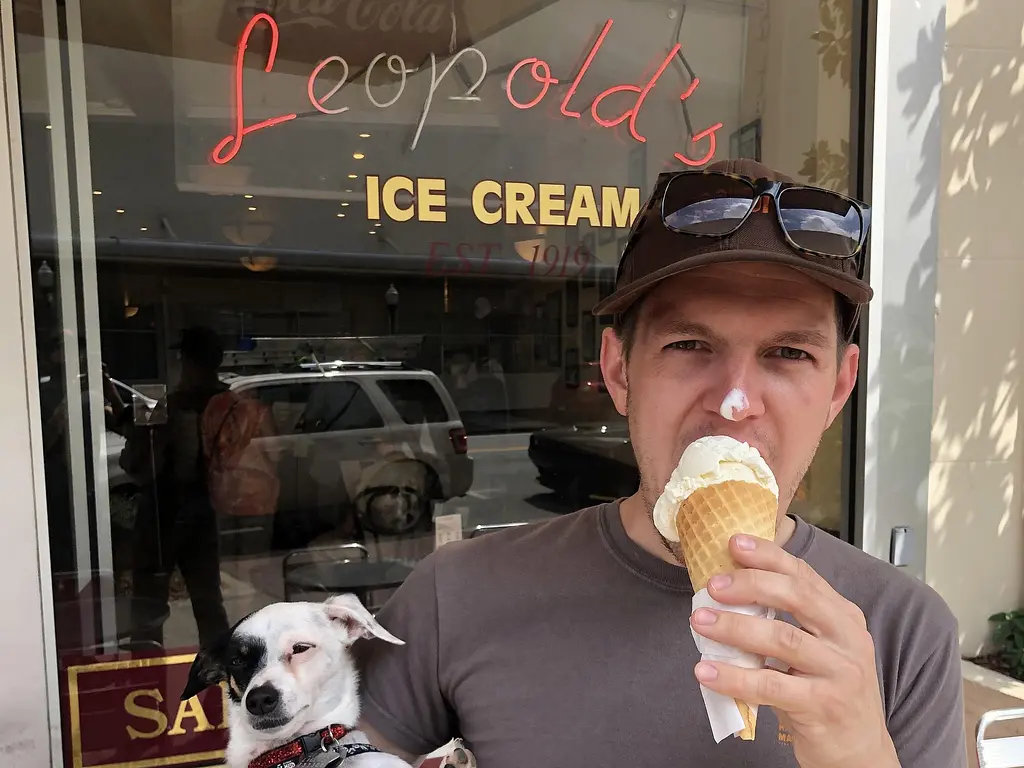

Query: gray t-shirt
left=357, top=503, right=966, bottom=767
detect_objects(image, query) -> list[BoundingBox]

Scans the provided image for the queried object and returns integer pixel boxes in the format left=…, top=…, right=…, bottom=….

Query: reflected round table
left=283, top=559, right=414, bottom=607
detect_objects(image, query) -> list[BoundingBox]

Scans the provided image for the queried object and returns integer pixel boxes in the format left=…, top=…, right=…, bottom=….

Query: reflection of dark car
left=528, top=420, right=639, bottom=507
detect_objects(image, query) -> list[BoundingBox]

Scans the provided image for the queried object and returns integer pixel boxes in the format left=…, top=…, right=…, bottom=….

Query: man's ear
left=180, top=634, right=229, bottom=701
left=324, top=594, right=404, bottom=646
left=826, top=343, right=860, bottom=428
left=600, top=327, right=628, bottom=418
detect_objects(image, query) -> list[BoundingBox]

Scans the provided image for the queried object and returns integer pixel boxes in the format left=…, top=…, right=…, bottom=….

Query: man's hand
left=689, top=534, right=900, bottom=768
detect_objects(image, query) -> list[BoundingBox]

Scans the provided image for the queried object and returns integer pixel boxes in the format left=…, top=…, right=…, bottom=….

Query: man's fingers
left=706, top=569, right=837, bottom=638
left=731, top=535, right=827, bottom=587
left=725, top=535, right=868, bottom=635
left=694, top=660, right=813, bottom=713
left=690, top=608, right=837, bottom=675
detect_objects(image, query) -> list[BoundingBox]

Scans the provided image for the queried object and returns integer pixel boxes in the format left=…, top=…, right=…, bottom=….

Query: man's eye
left=292, top=643, right=314, bottom=655
left=668, top=340, right=703, bottom=351
left=774, top=347, right=811, bottom=361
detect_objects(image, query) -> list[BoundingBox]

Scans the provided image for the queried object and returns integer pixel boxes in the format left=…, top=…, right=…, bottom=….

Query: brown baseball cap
left=591, top=159, right=873, bottom=333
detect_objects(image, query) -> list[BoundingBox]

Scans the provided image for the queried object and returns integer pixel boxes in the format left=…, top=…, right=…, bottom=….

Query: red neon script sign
left=211, top=15, right=721, bottom=168
left=212, top=13, right=298, bottom=165
left=505, top=19, right=723, bottom=167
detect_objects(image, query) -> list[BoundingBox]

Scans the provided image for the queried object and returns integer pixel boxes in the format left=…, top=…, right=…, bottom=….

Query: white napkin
left=690, top=588, right=778, bottom=743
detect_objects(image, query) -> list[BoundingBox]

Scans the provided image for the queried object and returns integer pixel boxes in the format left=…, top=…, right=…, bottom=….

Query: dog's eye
left=292, top=643, right=314, bottom=655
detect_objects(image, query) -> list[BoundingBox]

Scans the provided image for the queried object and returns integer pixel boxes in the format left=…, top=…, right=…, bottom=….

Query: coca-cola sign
left=216, top=0, right=470, bottom=69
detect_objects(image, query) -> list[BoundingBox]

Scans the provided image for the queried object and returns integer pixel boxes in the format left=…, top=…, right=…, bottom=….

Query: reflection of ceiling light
left=116, top=209, right=125, bottom=214
left=359, top=133, right=371, bottom=138
left=514, top=238, right=545, bottom=261
left=123, top=291, right=138, bottom=319
left=353, top=152, right=365, bottom=160
left=45, top=124, right=52, bottom=130
left=93, top=190, right=102, bottom=195
left=248, top=206, right=257, bottom=211
left=337, top=213, right=345, bottom=218
left=140, top=227, right=148, bottom=232
left=348, top=174, right=358, bottom=179
left=244, top=194, right=254, bottom=199
left=341, top=202, right=350, bottom=207
left=240, top=254, right=277, bottom=273
left=369, top=230, right=377, bottom=235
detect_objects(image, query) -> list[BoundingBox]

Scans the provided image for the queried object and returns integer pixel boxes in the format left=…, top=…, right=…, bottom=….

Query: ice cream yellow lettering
left=566, top=185, right=601, bottom=227
left=601, top=185, right=641, bottom=228
left=505, top=182, right=536, bottom=225
left=418, top=177, right=447, bottom=222
left=381, top=176, right=415, bottom=222
left=472, top=180, right=502, bottom=225
left=365, top=175, right=381, bottom=221
left=537, top=183, right=566, bottom=226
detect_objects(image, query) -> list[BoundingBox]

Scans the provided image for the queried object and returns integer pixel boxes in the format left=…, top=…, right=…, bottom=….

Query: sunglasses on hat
left=634, top=169, right=870, bottom=264
left=593, top=164, right=874, bottom=323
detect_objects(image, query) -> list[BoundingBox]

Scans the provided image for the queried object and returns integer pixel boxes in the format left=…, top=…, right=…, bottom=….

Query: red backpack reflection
left=202, top=390, right=280, bottom=518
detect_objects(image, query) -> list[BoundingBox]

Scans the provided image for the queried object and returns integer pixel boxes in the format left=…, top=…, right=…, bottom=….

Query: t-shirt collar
left=598, top=500, right=815, bottom=593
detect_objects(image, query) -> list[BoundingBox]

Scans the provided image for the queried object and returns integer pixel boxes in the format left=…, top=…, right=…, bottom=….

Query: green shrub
left=989, top=610, right=1024, bottom=679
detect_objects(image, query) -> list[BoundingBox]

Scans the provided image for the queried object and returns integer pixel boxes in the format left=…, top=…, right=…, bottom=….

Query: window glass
left=11, top=0, right=865, bottom=763
left=377, top=378, right=451, bottom=424
left=300, top=381, right=385, bottom=432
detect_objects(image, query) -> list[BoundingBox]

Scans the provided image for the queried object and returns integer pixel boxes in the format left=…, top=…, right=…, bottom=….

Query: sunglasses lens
left=777, top=188, right=863, bottom=257
left=663, top=174, right=755, bottom=236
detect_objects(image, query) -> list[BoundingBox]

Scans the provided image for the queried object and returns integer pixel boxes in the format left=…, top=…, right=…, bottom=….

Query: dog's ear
left=324, top=594, right=405, bottom=646
left=180, top=633, right=230, bottom=701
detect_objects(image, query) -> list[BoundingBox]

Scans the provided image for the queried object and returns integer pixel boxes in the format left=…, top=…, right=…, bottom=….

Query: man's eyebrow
left=656, top=320, right=729, bottom=345
left=655, top=319, right=832, bottom=348
left=767, top=329, right=832, bottom=348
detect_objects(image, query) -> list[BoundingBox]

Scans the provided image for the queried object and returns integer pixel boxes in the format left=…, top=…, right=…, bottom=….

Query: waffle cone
left=675, top=479, right=778, bottom=741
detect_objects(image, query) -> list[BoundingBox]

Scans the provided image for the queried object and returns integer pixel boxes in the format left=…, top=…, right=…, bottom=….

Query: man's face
left=600, top=262, right=859, bottom=528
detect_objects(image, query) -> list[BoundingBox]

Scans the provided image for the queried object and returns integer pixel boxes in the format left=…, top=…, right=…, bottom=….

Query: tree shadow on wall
left=891, top=5, right=1024, bottom=657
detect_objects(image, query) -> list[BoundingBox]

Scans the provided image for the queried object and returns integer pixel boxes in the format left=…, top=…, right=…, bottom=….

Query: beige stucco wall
left=928, top=0, right=1024, bottom=654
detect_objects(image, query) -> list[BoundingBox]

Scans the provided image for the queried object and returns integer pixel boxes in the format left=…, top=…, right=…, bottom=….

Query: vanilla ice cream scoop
left=653, top=435, right=779, bottom=543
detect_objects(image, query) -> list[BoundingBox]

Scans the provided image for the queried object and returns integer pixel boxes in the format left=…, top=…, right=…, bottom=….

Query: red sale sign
left=62, top=650, right=228, bottom=768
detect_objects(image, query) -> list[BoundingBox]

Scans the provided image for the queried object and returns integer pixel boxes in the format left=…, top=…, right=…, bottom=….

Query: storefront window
left=11, top=0, right=864, bottom=764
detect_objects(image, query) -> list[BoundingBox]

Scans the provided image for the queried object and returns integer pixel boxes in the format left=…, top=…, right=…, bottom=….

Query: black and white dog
left=181, top=594, right=414, bottom=768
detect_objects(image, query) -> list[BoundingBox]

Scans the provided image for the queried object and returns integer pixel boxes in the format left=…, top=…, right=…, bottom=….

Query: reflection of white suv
left=108, top=363, right=473, bottom=549
left=234, top=363, right=473, bottom=542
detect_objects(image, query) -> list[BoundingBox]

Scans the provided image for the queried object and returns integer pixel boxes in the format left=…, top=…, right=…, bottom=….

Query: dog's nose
left=245, top=684, right=280, bottom=716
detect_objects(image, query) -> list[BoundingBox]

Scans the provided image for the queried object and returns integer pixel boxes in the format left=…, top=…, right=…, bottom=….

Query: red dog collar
left=248, top=725, right=350, bottom=768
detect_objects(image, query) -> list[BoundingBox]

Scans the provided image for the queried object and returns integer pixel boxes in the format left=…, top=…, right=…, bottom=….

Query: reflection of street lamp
left=37, top=260, right=54, bottom=290
left=385, top=283, right=399, bottom=335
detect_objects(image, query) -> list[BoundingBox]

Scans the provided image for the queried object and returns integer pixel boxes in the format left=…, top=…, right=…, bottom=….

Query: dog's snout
left=245, top=684, right=280, bottom=716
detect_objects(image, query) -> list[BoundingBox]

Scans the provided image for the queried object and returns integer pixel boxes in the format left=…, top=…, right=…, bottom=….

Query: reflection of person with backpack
left=118, top=326, right=234, bottom=650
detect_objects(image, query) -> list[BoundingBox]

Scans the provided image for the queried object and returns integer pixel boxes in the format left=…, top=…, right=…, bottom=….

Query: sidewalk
left=963, top=661, right=1024, bottom=768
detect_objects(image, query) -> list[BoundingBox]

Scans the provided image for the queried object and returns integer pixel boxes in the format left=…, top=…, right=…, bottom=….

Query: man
left=355, top=160, right=967, bottom=767
left=117, top=325, right=231, bottom=649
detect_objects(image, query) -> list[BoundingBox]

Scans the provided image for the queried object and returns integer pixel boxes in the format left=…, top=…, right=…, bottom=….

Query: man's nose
left=245, top=683, right=281, bottom=716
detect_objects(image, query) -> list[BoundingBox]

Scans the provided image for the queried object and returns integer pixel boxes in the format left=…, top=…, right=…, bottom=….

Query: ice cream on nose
left=719, top=388, right=749, bottom=421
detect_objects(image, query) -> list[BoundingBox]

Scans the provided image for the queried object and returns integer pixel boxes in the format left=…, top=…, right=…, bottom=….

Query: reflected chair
left=468, top=522, right=530, bottom=538
left=281, top=542, right=370, bottom=602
